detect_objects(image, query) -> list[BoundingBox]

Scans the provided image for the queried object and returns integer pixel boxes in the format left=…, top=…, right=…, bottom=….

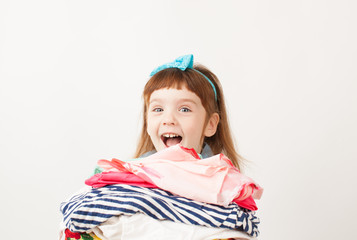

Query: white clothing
left=91, top=213, right=256, bottom=240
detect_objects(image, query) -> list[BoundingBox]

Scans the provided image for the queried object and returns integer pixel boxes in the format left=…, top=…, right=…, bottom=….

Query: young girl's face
left=147, top=87, right=217, bottom=153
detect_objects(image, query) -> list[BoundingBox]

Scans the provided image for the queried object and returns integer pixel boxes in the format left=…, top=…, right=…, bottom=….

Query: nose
left=162, top=110, right=177, bottom=126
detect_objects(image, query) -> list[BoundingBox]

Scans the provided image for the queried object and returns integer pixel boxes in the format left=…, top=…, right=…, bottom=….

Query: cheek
left=194, top=117, right=208, bottom=139
left=146, top=125, right=153, bottom=136
left=146, top=117, right=157, bottom=136
left=146, top=117, right=152, bottom=135
left=146, top=126, right=151, bottom=136
left=184, top=120, right=204, bottom=138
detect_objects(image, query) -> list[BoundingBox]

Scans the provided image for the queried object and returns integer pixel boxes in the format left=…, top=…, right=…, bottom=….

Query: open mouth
left=161, top=133, right=182, bottom=147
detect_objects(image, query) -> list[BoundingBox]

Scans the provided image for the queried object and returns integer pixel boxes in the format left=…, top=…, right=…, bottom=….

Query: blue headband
left=150, top=54, right=217, bottom=101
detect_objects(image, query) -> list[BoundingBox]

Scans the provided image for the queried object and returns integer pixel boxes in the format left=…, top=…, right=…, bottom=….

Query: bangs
left=143, top=68, right=216, bottom=109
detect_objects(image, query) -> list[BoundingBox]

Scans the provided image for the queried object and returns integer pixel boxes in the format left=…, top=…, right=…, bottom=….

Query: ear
left=204, top=113, right=220, bottom=137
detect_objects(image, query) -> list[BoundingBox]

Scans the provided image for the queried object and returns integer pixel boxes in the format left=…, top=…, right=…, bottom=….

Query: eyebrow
left=149, top=98, right=199, bottom=105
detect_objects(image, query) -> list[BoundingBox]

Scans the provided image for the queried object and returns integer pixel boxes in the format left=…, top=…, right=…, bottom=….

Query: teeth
left=163, top=133, right=179, bottom=138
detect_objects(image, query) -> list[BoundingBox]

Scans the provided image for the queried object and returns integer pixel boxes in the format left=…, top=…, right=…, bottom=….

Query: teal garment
left=93, top=166, right=104, bottom=175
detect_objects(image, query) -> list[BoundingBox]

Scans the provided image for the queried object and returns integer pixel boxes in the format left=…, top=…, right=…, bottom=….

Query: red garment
left=85, top=171, right=156, bottom=188
left=86, top=170, right=258, bottom=211
left=233, top=196, right=257, bottom=211
left=65, top=229, right=81, bottom=239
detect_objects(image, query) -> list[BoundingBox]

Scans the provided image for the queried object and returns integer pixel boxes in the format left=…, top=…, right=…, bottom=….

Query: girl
left=135, top=54, right=242, bottom=170
left=60, top=54, right=262, bottom=240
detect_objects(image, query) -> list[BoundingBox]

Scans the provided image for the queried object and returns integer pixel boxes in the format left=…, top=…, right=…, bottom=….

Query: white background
left=1, top=1, right=356, bottom=239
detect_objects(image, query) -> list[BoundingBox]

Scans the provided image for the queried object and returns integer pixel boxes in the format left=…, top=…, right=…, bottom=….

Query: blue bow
left=150, top=54, right=194, bottom=76
left=149, top=54, right=217, bottom=101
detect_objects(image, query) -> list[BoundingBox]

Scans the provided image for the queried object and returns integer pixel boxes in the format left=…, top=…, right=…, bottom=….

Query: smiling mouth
left=161, top=133, right=182, bottom=147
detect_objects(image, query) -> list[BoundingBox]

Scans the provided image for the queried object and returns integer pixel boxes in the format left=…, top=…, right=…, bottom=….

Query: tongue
left=166, top=137, right=181, bottom=147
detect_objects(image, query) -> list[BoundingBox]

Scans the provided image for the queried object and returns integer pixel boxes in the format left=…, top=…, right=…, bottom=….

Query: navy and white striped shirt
left=61, top=184, right=260, bottom=237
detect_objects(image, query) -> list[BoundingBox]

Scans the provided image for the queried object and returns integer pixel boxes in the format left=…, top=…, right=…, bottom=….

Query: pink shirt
left=95, top=145, right=263, bottom=207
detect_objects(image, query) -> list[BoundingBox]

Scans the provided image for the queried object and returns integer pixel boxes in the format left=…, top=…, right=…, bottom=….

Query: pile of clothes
left=60, top=145, right=263, bottom=240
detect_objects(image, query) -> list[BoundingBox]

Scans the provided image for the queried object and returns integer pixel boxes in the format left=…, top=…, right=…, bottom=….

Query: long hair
left=134, top=64, right=243, bottom=170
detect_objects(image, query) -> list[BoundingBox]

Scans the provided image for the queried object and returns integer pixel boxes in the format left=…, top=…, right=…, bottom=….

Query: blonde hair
left=134, top=64, right=243, bottom=170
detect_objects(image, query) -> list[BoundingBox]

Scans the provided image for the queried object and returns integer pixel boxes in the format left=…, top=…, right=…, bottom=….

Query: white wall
left=1, top=1, right=356, bottom=239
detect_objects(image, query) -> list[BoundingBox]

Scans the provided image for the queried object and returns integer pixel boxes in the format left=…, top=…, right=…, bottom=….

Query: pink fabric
left=96, top=144, right=263, bottom=207
left=86, top=170, right=258, bottom=211
left=85, top=171, right=157, bottom=188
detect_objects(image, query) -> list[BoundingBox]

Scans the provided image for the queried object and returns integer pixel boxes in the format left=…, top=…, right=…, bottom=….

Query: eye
left=152, top=107, right=163, bottom=112
left=179, top=107, right=191, bottom=113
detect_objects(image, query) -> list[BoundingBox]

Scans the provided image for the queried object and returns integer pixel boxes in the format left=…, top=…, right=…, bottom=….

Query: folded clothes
left=60, top=184, right=260, bottom=237
left=90, top=213, right=256, bottom=240
left=97, top=144, right=263, bottom=207
left=85, top=171, right=258, bottom=211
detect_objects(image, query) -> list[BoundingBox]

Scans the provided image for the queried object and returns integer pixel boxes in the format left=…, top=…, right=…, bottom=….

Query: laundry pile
left=60, top=145, right=263, bottom=240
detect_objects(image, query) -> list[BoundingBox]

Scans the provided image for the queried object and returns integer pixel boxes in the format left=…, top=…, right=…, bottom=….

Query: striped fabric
left=60, top=184, right=260, bottom=237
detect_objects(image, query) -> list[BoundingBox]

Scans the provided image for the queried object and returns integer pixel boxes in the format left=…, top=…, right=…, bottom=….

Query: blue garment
left=60, top=184, right=260, bottom=237
left=140, top=143, right=213, bottom=158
